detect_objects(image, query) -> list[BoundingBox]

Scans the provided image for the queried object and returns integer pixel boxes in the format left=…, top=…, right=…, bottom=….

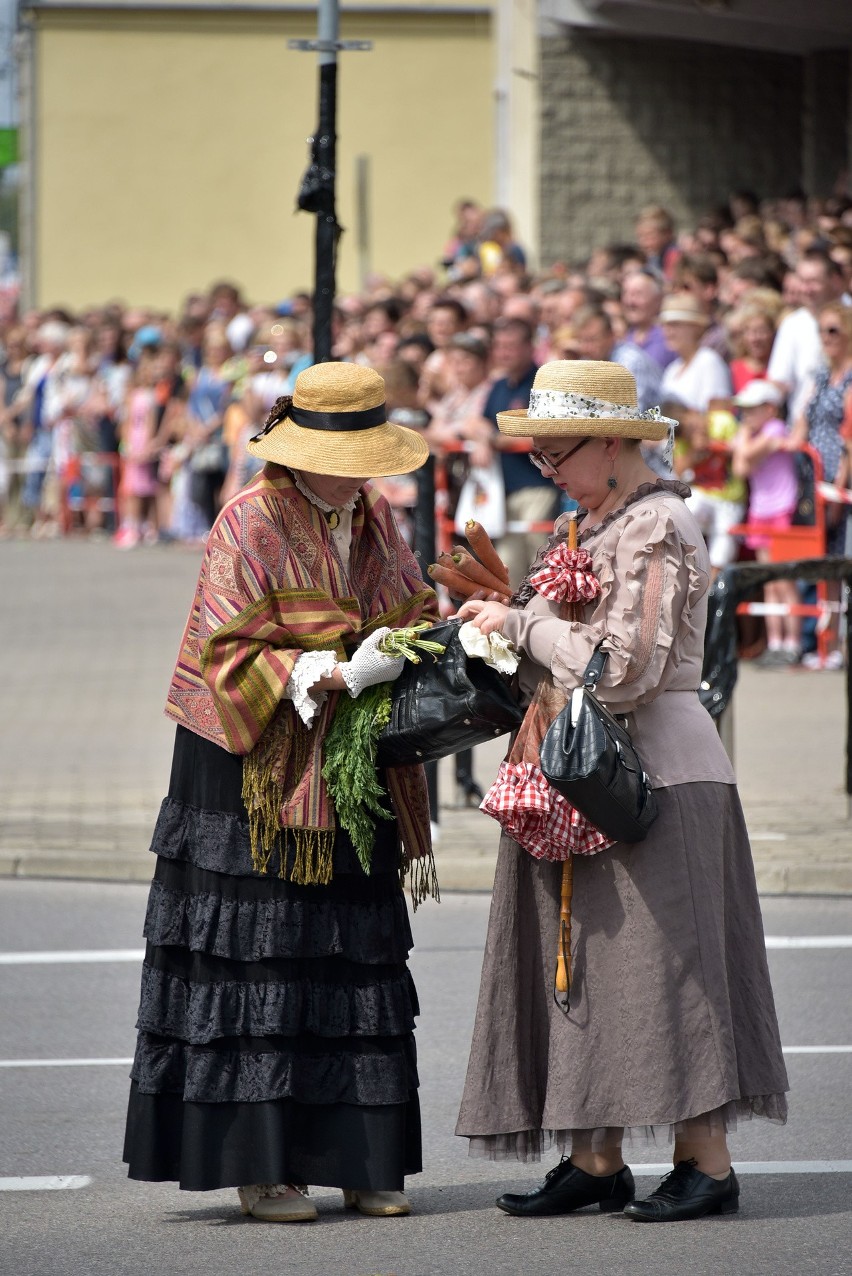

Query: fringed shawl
left=164, top=464, right=439, bottom=901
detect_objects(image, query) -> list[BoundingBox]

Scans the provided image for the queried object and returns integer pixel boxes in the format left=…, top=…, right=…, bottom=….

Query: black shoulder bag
left=376, top=618, right=523, bottom=768
left=539, top=648, right=657, bottom=843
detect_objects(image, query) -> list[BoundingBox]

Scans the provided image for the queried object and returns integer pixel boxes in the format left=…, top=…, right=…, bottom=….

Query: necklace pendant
left=326, top=510, right=340, bottom=530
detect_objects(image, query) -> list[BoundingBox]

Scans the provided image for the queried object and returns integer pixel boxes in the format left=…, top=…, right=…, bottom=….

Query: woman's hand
left=451, top=598, right=510, bottom=635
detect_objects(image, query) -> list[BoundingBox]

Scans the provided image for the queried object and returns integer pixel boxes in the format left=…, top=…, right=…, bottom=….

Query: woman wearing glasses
left=454, top=360, right=788, bottom=1223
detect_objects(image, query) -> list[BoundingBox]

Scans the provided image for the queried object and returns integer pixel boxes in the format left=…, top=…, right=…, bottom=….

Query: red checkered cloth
left=528, top=542, right=601, bottom=604
left=481, top=761, right=614, bottom=860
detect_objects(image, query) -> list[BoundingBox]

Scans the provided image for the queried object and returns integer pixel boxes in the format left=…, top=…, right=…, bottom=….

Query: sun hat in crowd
left=246, top=361, right=430, bottom=478
left=659, top=292, right=710, bottom=328
left=732, top=379, right=783, bottom=409
left=496, top=360, right=677, bottom=441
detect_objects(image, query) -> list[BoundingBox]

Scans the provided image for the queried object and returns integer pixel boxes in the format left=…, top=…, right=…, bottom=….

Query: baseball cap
left=732, top=380, right=782, bottom=409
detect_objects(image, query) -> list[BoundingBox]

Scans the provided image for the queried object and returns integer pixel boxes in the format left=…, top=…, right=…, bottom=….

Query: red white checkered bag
left=481, top=760, right=614, bottom=860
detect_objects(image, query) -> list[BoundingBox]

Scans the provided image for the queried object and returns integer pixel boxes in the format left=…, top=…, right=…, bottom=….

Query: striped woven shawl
left=165, top=464, right=439, bottom=898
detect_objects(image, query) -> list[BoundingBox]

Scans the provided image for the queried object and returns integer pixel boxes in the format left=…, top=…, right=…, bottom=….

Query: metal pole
left=313, top=0, right=338, bottom=363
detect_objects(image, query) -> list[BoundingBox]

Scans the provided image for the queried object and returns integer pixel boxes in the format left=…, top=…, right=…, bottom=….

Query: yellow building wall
left=31, top=7, right=493, bottom=310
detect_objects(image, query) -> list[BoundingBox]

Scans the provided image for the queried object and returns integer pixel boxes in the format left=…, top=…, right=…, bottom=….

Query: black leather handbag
left=539, top=648, right=657, bottom=843
left=376, top=619, right=524, bottom=768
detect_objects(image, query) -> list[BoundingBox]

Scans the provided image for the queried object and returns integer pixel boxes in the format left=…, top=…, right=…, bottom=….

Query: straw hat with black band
left=247, top=361, right=429, bottom=477
left=496, top=359, right=678, bottom=441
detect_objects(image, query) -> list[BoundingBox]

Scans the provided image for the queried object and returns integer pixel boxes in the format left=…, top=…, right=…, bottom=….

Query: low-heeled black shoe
left=496, top=1158, right=635, bottom=1217
left=623, top=1159, right=739, bottom=1222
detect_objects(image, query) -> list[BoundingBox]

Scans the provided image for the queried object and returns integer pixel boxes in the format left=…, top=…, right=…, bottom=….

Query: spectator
left=420, top=297, right=468, bottom=409
left=727, top=298, right=782, bottom=393
left=571, top=303, right=662, bottom=413
left=115, top=347, right=161, bottom=548
left=660, top=293, right=732, bottom=411
left=674, top=253, right=729, bottom=358
left=790, top=300, right=852, bottom=560
left=635, top=204, right=680, bottom=280
left=768, top=248, right=847, bottom=422
left=476, top=209, right=527, bottom=279
left=730, top=380, right=801, bottom=666
left=620, top=268, right=676, bottom=371
left=474, top=317, right=554, bottom=587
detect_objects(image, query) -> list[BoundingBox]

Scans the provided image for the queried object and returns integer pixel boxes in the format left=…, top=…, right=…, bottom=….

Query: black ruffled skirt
left=123, top=725, right=422, bottom=1192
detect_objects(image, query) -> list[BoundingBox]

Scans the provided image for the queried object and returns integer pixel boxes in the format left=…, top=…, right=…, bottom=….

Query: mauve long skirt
left=456, top=781, right=789, bottom=1161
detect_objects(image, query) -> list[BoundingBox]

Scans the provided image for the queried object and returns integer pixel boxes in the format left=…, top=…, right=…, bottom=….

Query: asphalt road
left=1, top=881, right=851, bottom=1276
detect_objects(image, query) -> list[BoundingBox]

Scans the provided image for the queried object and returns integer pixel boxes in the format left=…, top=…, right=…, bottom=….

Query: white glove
left=339, top=627, right=406, bottom=698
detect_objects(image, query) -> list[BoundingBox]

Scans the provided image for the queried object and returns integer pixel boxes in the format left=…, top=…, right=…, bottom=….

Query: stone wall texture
left=539, top=30, right=847, bottom=265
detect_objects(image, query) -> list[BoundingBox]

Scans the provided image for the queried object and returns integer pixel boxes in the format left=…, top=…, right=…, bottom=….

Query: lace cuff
left=283, top=650, right=338, bottom=726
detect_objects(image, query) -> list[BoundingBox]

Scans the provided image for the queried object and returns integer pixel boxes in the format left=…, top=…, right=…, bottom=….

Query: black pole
left=313, top=48, right=337, bottom=364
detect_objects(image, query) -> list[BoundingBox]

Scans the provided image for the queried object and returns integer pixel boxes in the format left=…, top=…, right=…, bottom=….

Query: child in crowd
left=115, top=348, right=160, bottom=548
left=731, top=380, right=801, bottom=666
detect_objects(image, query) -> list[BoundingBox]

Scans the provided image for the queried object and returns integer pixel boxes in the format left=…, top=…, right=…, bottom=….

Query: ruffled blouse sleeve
left=501, top=498, right=708, bottom=712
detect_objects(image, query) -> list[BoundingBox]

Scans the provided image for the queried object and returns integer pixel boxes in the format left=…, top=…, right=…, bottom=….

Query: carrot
left=451, top=549, right=511, bottom=598
left=465, top=520, right=510, bottom=585
left=427, top=563, right=481, bottom=598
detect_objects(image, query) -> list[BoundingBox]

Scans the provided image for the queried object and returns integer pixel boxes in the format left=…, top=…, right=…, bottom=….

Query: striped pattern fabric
left=164, top=464, right=438, bottom=868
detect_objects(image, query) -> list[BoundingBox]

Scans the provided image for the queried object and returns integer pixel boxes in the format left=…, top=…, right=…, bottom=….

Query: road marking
left=633, top=1162, right=852, bottom=1175
left=0, top=1058, right=133, bottom=1068
left=0, top=937, right=851, bottom=964
left=782, top=1045, right=852, bottom=1054
left=765, top=936, right=852, bottom=949
left=0, top=949, right=145, bottom=964
left=0, top=1176, right=92, bottom=1191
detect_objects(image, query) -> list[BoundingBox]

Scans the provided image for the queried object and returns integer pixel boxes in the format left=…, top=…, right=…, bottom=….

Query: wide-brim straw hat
left=496, top=360, right=676, bottom=441
left=659, top=292, right=710, bottom=329
left=246, top=362, right=429, bottom=477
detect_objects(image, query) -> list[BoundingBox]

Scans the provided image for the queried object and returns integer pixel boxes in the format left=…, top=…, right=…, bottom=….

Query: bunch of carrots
left=427, top=520, right=511, bottom=601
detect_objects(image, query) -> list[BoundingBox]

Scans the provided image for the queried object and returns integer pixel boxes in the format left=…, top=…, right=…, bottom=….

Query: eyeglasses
left=819, top=326, right=842, bottom=338
left=529, top=437, right=591, bottom=473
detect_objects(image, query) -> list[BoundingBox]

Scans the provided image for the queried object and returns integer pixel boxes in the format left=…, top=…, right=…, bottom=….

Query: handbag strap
left=582, top=646, right=609, bottom=690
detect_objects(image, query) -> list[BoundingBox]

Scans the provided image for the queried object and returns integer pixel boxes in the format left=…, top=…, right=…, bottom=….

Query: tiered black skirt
left=123, top=725, right=422, bottom=1192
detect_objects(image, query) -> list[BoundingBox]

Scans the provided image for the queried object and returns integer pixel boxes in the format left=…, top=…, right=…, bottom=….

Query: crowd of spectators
left=1, top=191, right=851, bottom=666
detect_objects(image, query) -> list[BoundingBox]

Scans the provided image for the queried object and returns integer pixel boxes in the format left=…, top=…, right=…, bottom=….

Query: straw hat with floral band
left=496, top=360, right=678, bottom=464
left=247, top=361, right=429, bottom=478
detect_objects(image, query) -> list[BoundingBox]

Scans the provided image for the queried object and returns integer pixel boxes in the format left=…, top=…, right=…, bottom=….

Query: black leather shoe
left=496, top=1158, right=635, bottom=1217
left=624, top=1159, right=739, bottom=1222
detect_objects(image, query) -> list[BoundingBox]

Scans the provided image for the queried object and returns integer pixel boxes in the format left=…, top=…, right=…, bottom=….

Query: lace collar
left=288, top=467, right=361, bottom=516
left=577, top=479, right=691, bottom=544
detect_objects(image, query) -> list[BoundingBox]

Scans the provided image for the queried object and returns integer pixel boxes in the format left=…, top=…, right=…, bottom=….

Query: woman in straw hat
left=123, top=362, right=439, bottom=1221
left=454, top=360, right=787, bottom=1222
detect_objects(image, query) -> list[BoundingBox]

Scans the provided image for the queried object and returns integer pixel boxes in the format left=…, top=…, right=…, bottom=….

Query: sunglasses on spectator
left=529, top=438, right=591, bottom=473
left=819, top=325, right=842, bottom=337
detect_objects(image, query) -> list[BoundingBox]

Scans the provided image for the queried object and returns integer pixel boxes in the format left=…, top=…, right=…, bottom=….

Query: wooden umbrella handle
left=554, top=855, right=574, bottom=995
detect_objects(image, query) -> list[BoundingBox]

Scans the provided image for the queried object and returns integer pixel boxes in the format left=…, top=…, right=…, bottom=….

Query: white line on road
left=633, top=1162, right=852, bottom=1175
left=765, top=937, right=852, bottom=949
left=0, top=949, right=145, bottom=964
left=1, top=937, right=851, bottom=964
left=0, top=1176, right=92, bottom=1191
left=0, top=1058, right=133, bottom=1068
left=782, top=1045, right=852, bottom=1054
left=2, top=1047, right=851, bottom=1070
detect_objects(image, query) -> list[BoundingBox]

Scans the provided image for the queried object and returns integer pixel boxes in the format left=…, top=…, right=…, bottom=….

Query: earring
left=607, top=476, right=618, bottom=489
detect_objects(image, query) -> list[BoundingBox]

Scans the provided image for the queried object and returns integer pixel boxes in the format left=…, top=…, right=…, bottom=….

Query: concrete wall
left=22, top=4, right=494, bottom=310
left=539, top=29, right=832, bottom=265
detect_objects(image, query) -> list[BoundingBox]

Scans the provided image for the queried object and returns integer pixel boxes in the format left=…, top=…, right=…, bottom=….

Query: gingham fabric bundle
left=482, top=761, right=614, bottom=860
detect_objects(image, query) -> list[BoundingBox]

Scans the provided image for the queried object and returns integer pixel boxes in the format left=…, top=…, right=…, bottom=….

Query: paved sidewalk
left=2, top=539, right=850, bottom=892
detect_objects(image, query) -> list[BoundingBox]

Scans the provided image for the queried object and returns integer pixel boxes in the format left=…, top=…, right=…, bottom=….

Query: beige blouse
left=500, top=482, right=736, bottom=790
